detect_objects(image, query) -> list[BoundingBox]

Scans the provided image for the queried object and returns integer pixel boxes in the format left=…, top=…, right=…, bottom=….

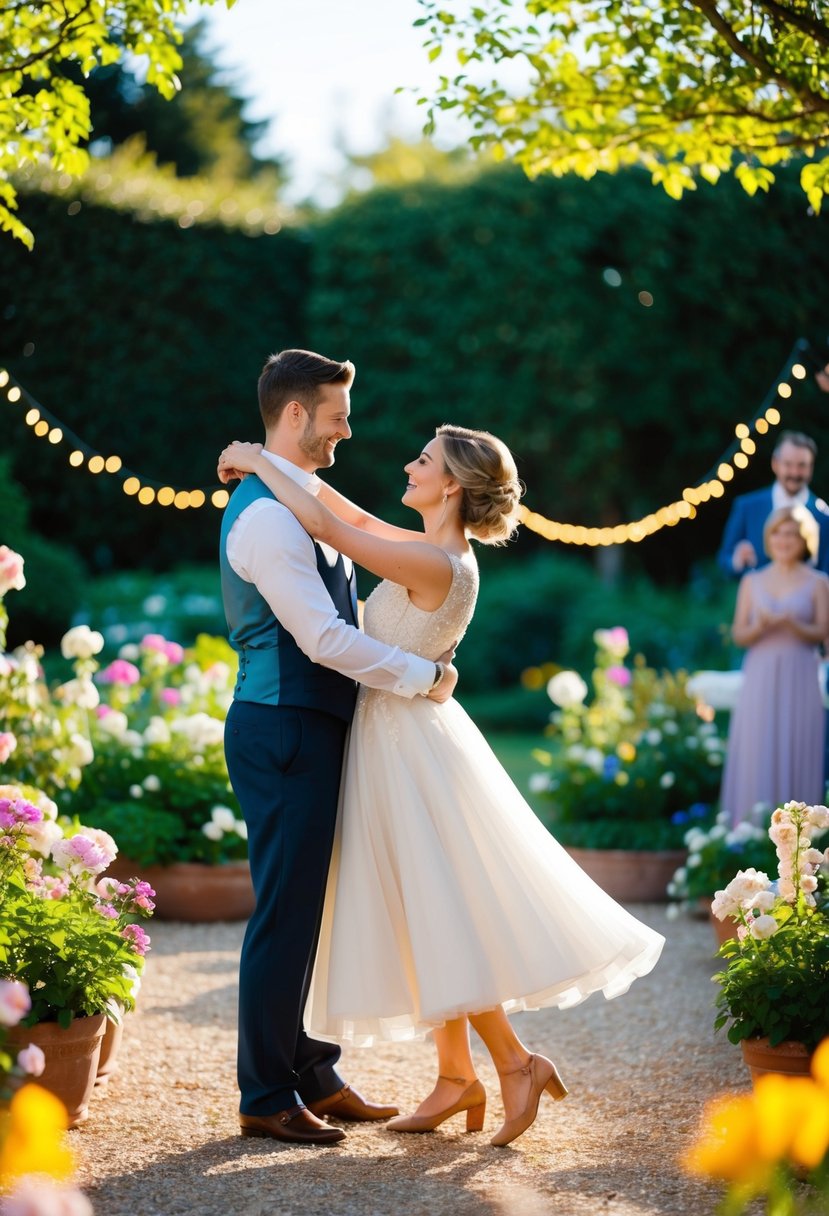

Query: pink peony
left=16, top=1043, right=46, bottom=1076
left=605, top=665, right=631, bottom=687
left=160, top=687, right=181, bottom=707
left=0, top=979, right=31, bottom=1026
left=0, top=731, right=17, bottom=763
left=98, top=659, right=140, bottom=686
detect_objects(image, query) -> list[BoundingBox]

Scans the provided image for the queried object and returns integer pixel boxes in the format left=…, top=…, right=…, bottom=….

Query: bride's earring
left=442, top=492, right=448, bottom=505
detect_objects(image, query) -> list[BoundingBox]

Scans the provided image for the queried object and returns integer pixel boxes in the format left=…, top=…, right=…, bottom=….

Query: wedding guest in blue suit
left=718, top=432, right=829, bottom=578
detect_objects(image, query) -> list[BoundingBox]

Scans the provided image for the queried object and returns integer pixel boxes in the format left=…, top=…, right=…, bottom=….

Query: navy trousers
left=224, top=700, right=349, bottom=1116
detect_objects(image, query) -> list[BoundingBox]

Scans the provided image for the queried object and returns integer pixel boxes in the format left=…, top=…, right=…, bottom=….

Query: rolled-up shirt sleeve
left=226, top=497, right=436, bottom=697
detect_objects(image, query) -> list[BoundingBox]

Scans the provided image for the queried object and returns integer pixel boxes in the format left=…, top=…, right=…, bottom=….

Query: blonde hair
left=436, top=424, right=523, bottom=545
left=762, top=504, right=819, bottom=563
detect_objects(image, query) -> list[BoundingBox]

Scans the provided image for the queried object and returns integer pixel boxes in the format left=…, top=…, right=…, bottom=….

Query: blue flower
left=671, top=810, right=690, bottom=825
left=602, top=755, right=621, bottom=780
left=689, top=803, right=709, bottom=819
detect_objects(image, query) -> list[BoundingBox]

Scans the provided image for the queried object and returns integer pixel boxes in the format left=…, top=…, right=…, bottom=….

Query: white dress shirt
left=772, top=483, right=809, bottom=510
left=225, top=451, right=435, bottom=697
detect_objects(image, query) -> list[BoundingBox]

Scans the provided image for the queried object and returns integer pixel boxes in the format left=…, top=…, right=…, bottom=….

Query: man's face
left=297, top=383, right=352, bottom=469
left=771, top=442, right=814, bottom=497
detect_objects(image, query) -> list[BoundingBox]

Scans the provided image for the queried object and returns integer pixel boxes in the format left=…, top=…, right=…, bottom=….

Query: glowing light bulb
left=735, top=423, right=749, bottom=439
left=88, top=456, right=105, bottom=474
left=123, top=477, right=140, bottom=496
left=766, top=407, right=781, bottom=425
left=48, top=427, right=62, bottom=444
left=7, top=387, right=21, bottom=403
left=157, top=487, right=175, bottom=507
left=69, top=450, right=84, bottom=466
left=25, top=409, right=39, bottom=425
left=105, top=455, right=122, bottom=473
left=138, top=486, right=156, bottom=505
left=792, top=363, right=807, bottom=380
left=211, top=489, right=230, bottom=509
left=34, top=420, right=49, bottom=436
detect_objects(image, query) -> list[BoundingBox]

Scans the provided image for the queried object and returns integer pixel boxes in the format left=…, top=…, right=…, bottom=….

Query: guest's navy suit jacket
left=717, top=486, right=829, bottom=578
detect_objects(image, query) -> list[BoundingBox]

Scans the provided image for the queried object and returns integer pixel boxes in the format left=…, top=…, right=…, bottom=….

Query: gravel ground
left=72, top=907, right=761, bottom=1216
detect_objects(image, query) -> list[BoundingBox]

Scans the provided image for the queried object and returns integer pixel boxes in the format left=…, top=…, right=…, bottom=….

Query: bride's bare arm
left=219, top=443, right=452, bottom=606
left=315, top=481, right=426, bottom=543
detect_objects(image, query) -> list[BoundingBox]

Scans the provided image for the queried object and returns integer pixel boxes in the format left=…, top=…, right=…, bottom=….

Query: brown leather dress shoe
left=307, top=1084, right=399, bottom=1122
left=239, top=1104, right=346, bottom=1145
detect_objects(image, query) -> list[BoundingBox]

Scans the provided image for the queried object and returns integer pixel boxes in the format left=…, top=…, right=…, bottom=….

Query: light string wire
left=0, top=340, right=816, bottom=536
left=517, top=339, right=813, bottom=546
left=0, top=367, right=231, bottom=511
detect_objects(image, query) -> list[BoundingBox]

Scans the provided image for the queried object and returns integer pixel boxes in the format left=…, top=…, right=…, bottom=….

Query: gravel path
left=73, top=907, right=759, bottom=1216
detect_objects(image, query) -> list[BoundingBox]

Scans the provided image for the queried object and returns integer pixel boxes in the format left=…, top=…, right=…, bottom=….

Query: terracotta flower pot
left=564, top=847, right=687, bottom=902
left=740, top=1036, right=812, bottom=1084
left=107, top=858, right=254, bottom=921
left=95, top=1017, right=124, bottom=1086
left=709, top=909, right=739, bottom=948
left=8, top=1013, right=106, bottom=1127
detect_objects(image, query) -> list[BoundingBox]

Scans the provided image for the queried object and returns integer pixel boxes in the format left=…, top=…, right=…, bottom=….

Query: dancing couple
left=217, top=348, right=663, bottom=1149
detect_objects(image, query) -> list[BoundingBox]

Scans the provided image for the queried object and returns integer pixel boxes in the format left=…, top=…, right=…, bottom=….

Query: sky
left=189, top=0, right=469, bottom=203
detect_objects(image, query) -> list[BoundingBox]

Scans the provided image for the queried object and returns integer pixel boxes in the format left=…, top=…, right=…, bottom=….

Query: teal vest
left=219, top=475, right=359, bottom=723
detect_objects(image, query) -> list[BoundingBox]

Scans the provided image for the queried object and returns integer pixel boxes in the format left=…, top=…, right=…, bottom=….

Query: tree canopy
left=417, top=0, right=829, bottom=207
left=0, top=0, right=235, bottom=247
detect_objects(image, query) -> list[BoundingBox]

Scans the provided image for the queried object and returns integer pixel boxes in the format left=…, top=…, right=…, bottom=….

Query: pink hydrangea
left=160, top=687, right=181, bottom=707
left=98, top=659, right=140, bottom=686
left=122, top=923, right=151, bottom=956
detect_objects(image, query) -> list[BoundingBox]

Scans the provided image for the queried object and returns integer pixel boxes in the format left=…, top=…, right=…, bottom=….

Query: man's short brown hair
left=258, top=349, right=355, bottom=429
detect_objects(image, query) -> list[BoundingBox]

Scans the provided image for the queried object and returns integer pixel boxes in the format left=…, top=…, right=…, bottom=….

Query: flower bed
left=530, top=627, right=725, bottom=850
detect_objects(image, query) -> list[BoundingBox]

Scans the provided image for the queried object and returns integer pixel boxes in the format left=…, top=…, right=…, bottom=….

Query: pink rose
left=605, top=665, right=631, bottom=687
left=160, top=687, right=181, bottom=707
left=0, top=545, right=25, bottom=597
left=141, top=633, right=168, bottom=653
left=0, top=731, right=17, bottom=763
left=16, top=1043, right=46, bottom=1076
left=164, top=642, right=184, bottom=665
left=95, top=704, right=113, bottom=719
left=98, top=659, right=140, bottom=685
left=0, top=979, right=31, bottom=1026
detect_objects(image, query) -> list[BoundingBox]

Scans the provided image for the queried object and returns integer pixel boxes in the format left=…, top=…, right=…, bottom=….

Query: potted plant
left=668, top=812, right=778, bottom=944
left=0, top=785, right=153, bottom=1125
left=530, top=627, right=725, bottom=899
left=712, top=801, right=829, bottom=1082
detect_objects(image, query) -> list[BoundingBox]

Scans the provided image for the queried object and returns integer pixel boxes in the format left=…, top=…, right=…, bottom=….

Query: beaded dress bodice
left=363, top=552, right=479, bottom=661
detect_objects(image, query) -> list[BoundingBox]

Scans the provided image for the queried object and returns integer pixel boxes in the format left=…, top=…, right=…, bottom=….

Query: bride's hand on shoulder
left=217, top=440, right=263, bottom=482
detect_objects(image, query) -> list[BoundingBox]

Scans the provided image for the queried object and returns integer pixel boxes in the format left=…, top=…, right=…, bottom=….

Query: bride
left=218, top=426, right=664, bottom=1148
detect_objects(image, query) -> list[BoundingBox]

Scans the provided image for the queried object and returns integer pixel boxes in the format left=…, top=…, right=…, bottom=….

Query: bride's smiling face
left=402, top=437, right=448, bottom=510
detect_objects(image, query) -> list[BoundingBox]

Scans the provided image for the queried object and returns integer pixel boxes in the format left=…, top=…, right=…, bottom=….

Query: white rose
left=56, top=677, right=100, bottom=709
left=687, top=853, right=701, bottom=868
left=201, top=821, right=224, bottom=841
left=546, top=670, right=589, bottom=708
left=807, top=805, right=829, bottom=830
left=210, top=806, right=237, bottom=832
left=749, top=890, right=777, bottom=912
left=144, top=716, right=171, bottom=746
left=66, top=734, right=94, bottom=768
left=60, top=625, right=104, bottom=660
left=97, top=710, right=129, bottom=738
left=143, top=774, right=161, bottom=792
left=129, top=785, right=143, bottom=798
left=750, top=915, right=779, bottom=940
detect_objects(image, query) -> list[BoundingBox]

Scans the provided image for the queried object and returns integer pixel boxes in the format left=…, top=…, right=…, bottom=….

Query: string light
left=2, top=371, right=224, bottom=509
left=0, top=338, right=820, bottom=537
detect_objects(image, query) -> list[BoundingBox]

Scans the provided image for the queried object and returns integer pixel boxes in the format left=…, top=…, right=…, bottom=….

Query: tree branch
left=753, top=0, right=829, bottom=48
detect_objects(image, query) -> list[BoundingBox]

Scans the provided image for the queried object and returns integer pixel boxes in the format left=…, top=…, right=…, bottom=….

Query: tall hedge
left=1, top=193, right=308, bottom=569
left=1, top=167, right=828, bottom=593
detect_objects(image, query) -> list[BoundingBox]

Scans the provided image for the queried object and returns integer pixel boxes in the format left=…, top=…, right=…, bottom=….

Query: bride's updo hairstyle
left=437, top=424, right=523, bottom=545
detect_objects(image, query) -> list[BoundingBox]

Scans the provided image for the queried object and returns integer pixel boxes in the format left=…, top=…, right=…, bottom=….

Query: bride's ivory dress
left=306, top=554, right=664, bottom=1046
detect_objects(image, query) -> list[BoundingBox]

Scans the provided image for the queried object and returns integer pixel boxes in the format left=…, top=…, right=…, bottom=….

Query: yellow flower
left=754, top=1074, right=829, bottom=1168
left=615, top=772, right=630, bottom=786
left=0, top=1083, right=74, bottom=1186
left=617, top=741, right=636, bottom=763
left=684, top=1093, right=773, bottom=1188
left=811, top=1037, right=829, bottom=1090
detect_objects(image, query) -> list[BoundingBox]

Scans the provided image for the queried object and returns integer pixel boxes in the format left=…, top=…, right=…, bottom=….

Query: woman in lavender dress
left=720, top=505, right=829, bottom=826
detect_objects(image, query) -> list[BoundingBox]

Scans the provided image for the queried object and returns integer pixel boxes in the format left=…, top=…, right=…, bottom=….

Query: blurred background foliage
left=1, top=31, right=828, bottom=709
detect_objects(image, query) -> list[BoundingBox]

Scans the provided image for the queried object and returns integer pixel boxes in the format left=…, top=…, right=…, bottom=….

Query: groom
left=219, top=348, right=457, bottom=1146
